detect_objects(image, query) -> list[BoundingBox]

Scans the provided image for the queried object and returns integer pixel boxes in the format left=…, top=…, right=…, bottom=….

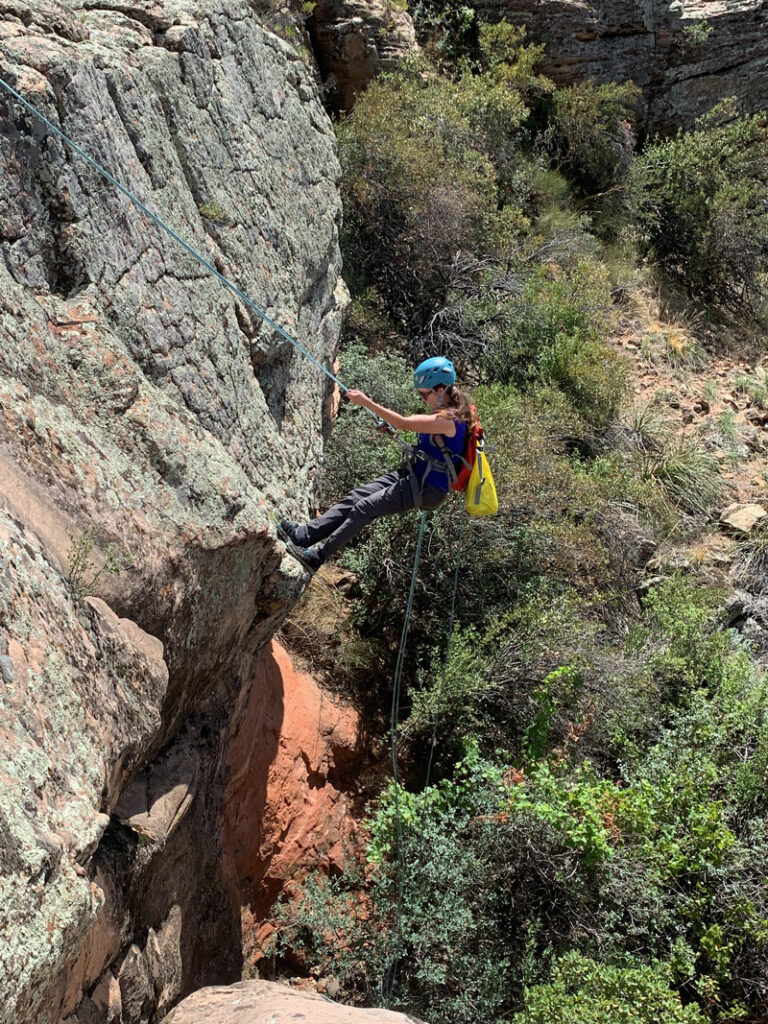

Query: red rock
left=222, top=641, right=364, bottom=960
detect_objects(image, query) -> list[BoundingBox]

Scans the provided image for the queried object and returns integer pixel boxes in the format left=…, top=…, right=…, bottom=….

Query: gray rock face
left=474, top=0, right=768, bottom=131
left=0, top=1, right=346, bottom=1021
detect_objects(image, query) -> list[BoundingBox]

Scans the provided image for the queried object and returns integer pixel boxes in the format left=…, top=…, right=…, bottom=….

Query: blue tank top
left=415, top=421, right=467, bottom=492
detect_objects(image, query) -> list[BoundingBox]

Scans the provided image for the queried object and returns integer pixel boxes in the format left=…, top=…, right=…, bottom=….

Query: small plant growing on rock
left=197, top=201, right=231, bottom=224
left=67, top=528, right=132, bottom=598
left=682, top=19, right=714, bottom=47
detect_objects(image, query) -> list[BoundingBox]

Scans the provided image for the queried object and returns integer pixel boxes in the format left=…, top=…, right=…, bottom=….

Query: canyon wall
left=476, top=0, right=768, bottom=132
left=303, top=0, right=768, bottom=130
left=0, top=1, right=346, bottom=1020
left=222, top=639, right=364, bottom=977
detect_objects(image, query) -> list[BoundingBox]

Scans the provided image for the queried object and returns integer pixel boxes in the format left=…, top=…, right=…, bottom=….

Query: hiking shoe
left=285, top=541, right=323, bottom=573
left=276, top=518, right=300, bottom=543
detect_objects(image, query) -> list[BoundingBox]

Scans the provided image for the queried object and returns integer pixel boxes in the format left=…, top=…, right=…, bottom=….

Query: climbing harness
left=435, top=405, right=483, bottom=491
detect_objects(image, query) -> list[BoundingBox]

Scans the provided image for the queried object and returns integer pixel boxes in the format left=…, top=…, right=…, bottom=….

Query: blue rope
left=425, top=513, right=465, bottom=789
left=0, top=73, right=354, bottom=393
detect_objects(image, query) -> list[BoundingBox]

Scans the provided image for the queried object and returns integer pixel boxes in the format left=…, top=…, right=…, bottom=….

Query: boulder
left=0, top=1, right=346, bottom=1020
left=160, top=980, right=427, bottom=1024
left=719, top=502, right=768, bottom=534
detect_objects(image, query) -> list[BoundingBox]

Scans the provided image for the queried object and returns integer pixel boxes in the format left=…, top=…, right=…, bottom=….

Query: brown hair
left=439, top=384, right=477, bottom=427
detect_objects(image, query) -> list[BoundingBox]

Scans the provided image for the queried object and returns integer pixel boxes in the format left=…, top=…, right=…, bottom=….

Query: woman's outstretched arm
left=346, top=390, right=457, bottom=437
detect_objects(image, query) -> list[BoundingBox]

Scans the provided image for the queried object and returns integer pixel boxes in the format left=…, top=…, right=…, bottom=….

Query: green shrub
left=337, top=30, right=554, bottom=332
left=337, top=57, right=503, bottom=328
left=607, top=411, right=723, bottom=522
left=513, top=952, right=707, bottom=1024
left=480, top=260, right=628, bottom=425
left=630, top=99, right=768, bottom=309
left=540, top=81, right=642, bottom=199
left=407, top=0, right=480, bottom=62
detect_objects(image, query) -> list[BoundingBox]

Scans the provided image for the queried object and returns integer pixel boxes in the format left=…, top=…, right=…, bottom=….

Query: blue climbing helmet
left=413, top=356, right=456, bottom=391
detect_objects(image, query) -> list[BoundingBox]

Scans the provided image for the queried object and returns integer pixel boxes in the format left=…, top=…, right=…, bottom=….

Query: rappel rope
left=0, top=74, right=403, bottom=435
left=384, top=510, right=466, bottom=1003
left=383, top=508, right=427, bottom=1003
left=425, top=514, right=465, bottom=790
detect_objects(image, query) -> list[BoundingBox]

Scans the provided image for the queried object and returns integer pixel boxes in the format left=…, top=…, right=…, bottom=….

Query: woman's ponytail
left=443, top=383, right=477, bottom=427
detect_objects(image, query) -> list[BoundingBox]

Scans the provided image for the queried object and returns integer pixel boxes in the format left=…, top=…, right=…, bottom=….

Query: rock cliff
left=0, top=1, right=346, bottom=1021
left=476, top=0, right=768, bottom=132
left=309, top=0, right=417, bottom=111
left=253, top=1, right=768, bottom=130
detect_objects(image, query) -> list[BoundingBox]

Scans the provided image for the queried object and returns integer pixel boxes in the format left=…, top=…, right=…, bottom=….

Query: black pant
left=295, top=468, right=446, bottom=559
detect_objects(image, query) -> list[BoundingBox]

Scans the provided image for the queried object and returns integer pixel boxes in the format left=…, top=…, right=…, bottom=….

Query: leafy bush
left=285, top=16, right=768, bottom=1023
left=337, top=57, right=503, bottom=330
left=630, top=99, right=768, bottom=309
left=274, top=585, right=768, bottom=1016
left=407, top=0, right=480, bottom=63
left=602, top=409, right=723, bottom=523
left=513, top=952, right=707, bottom=1024
left=337, top=29, right=553, bottom=332
left=540, top=81, right=642, bottom=199
left=476, top=259, right=628, bottom=424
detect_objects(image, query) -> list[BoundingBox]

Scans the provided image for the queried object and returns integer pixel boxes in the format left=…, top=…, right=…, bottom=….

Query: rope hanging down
left=425, top=514, right=465, bottom=790
left=383, top=508, right=427, bottom=1001
left=0, top=73, right=392, bottom=430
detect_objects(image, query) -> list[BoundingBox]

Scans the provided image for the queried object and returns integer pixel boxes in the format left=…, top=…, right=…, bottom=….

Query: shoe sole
left=275, top=521, right=294, bottom=543
left=273, top=514, right=302, bottom=546
left=285, top=541, right=320, bottom=573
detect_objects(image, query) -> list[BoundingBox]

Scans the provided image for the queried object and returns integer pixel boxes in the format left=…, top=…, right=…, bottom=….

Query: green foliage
left=630, top=100, right=768, bottom=310
left=337, top=30, right=553, bottom=330
left=275, top=569, right=768, bottom=1018
left=337, top=56, right=502, bottom=327
left=513, top=952, right=707, bottom=1024
left=297, top=12, right=768, bottom=1022
left=523, top=664, right=584, bottom=759
left=607, top=408, right=723, bottom=521
left=682, top=20, right=714, bottom=47
left=197, top=200, right=230, bottom=223
left=541, top=81, right=642, bottom=199
left=67, top=528, right=132, bottom=598
left=476, top=260, right=628, bottom=425
left=407, top=0, right=480, bottom=63
left=634, top=577, right=732, bottom=691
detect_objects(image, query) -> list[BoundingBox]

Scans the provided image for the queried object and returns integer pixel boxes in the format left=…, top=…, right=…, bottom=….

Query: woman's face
left=417, top=387, right=446, bottom=410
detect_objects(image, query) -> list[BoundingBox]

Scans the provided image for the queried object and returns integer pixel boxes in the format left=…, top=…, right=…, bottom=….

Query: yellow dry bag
left=465, top=447, right=498, bottom=517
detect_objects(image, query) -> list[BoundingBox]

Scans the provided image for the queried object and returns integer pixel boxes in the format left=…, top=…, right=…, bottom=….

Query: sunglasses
left=417, top=389, right=433, bottom=400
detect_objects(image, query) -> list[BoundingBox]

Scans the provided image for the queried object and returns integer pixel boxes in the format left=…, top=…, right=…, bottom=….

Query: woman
left=281, top=356, right=476, bottom=572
